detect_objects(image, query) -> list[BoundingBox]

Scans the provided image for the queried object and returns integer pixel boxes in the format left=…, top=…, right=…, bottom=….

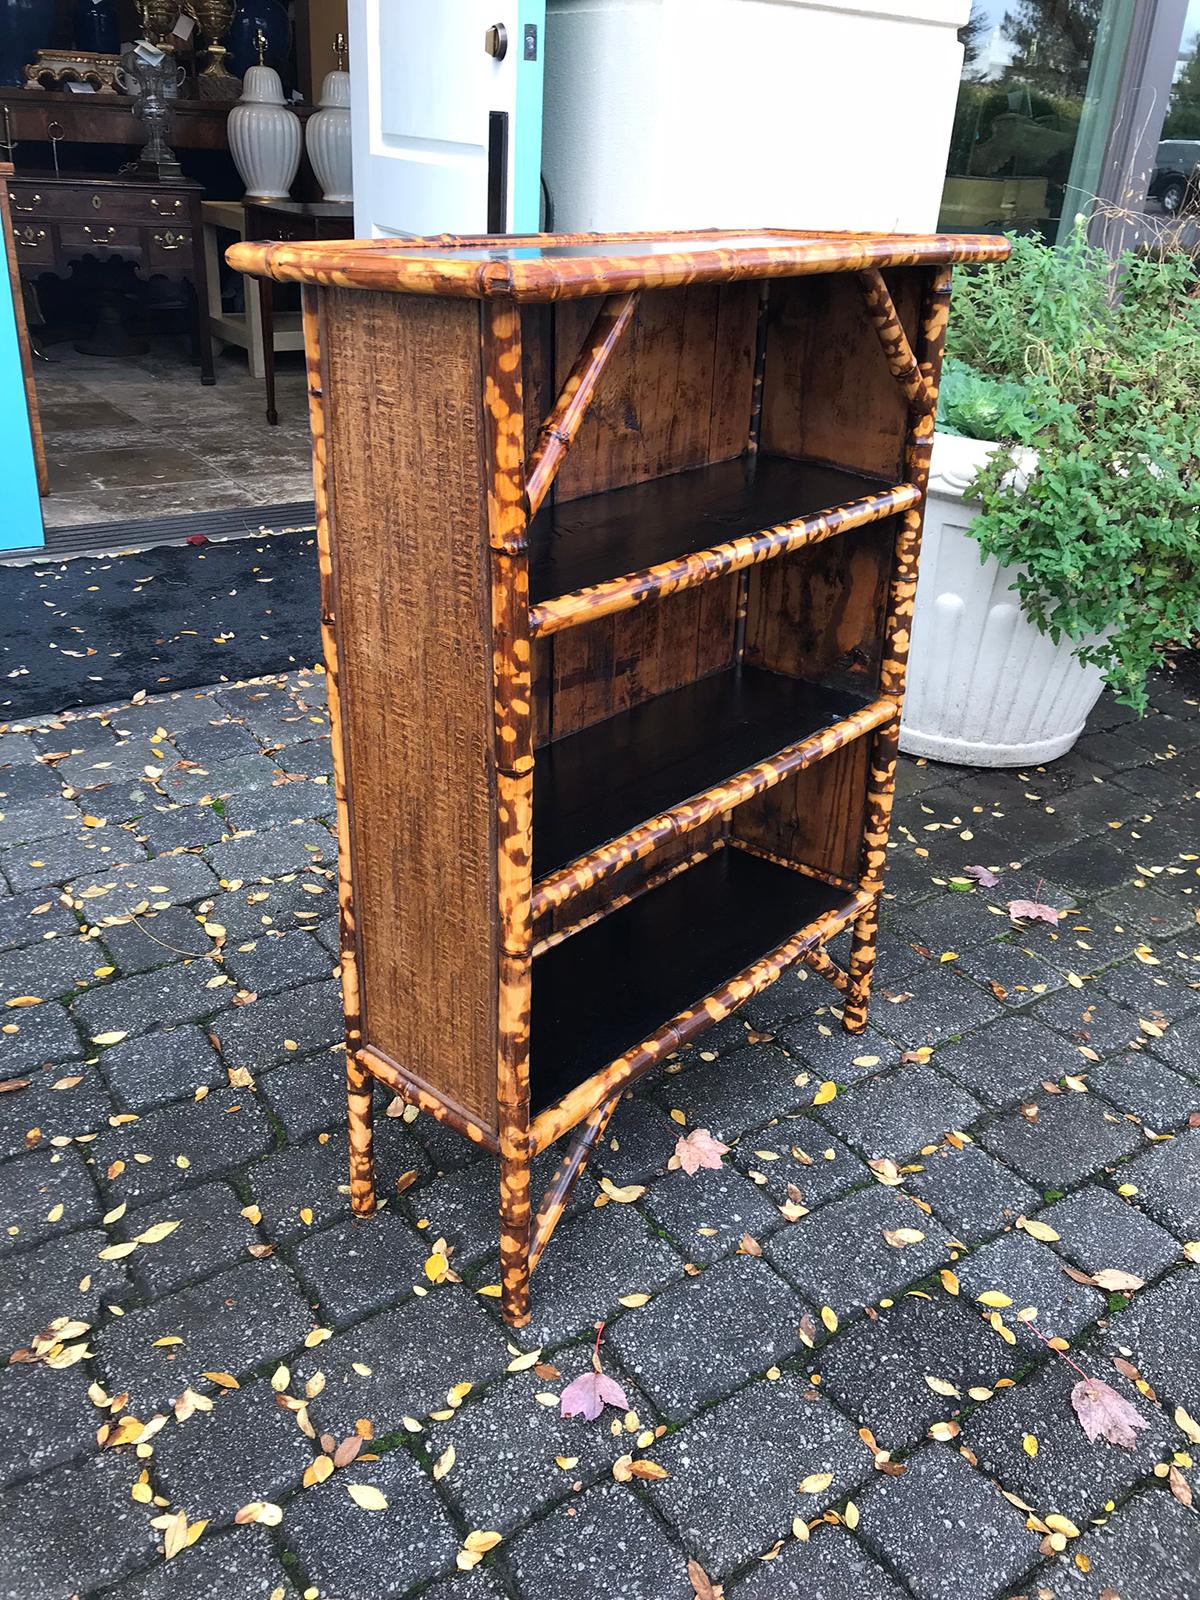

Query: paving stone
left=608, top=1255, right=807, bottom=1417
left=864, top=930, right=932, bottom=988
left=815, top=1063, right=983, bottom=1159
left=1093, top=883, right=1198, bottom=938
left=646, top=1376, right=869, bottom=1574
left=131, top=803, right=229, bottom=854
left=280, top=1445, right=461, bottom=1600
left=268, top=740, right=333, bottom=780
left=1087, top=1048, right=1200, bottom=1129
left=893, top=892, right=1010, bottom=955
left=1113, top=1126, right=1200, bottom=1235
left=775, top=1014, right=898, bottom=1083
left=978, top=1091, right=1144, bottom=1188
left=508, top=1481, right=692, bottom=1600
left=223, top=929, right=335, bottom=997
left=0, top=732, right=41, bottom=765
left=1, top=830, right=146, bottom=892
left=98, top=1024, right=225, bottom=1111
left=98, top=1258, right=314, bottom=1412
left=152, top=1379, right=313, bottom=1526
left=158, top=753, right=282, bottom=804
left=292, top=1208, right=431, bottom=1326
left=1040, top=1186, right=1181, bottom=1282
left=1095, top=958, right=1200, bottom=1022
left=855, top=1444, right=1041, bottom=1600
left=1026, top=840, right=1137, bottom=898
left=0, top=762, right=67, bottom=806
left=247, top=1123, right=426, bottom=1245
left=932, top=1015, right=1079, bottom=1110
left=768, top=1184, right=953, bottom=1317
left=0, top=889, right=78, bottom=952
left=592, top=1095, right=680, bottom=1187
left=429, top=1350, right=655, bottom=1535
left=1104, top=1269, right=1200, bottom=1415
left=730, top=1112, right=869, bottom=1209
left=66, top=853, right=220, bottom=915
left=962, top=1353, right=1170, bottom=1525
left=173, top=720, right=264, bottom=763
left=226, top=698, right=321, bottom=749
left=1049, top=779, right=1151, bottom=833
left=1015, top=916, right=1140, bottom=980
left=258, top=1048, right=345, bottom=1139
left=641, top=1161, right=782, bottom=1265
left=0, top=1451, right=158, bottom=1600
left=404, top=1146, right=565, bottom=1269
left=203, top=876, right=337, bottom=944
left=1030, top=1487, right=1200, bottom=1600
left=1143, top=1009, right=1200, bottom=1084
left=106, top=698, right=227, bottom=742
left=418, top=1571, right=505, bottom=1600
left=727, top=1526, right=910, bottom=1600
left=0, top=932, right=109, bottom=1007
left=93, top=1089, right=275, bottom=1207
left=736, top=962, right=822, bottom=1028
left=57, top=738, right=180, bottom=791
left=0, top=1146, right=99, bottom=1254
left=0, top=1060, right=108, bottom=1159
left=953, top=1231, right=1106, bottom=1353
left=72, top=958, right=232, bottom=1040
left=223, top=782, right=336, bottom=832
left=817, top=1294, right=1020, bottom=1452
left=203, top=822, right=333, bottom=884
left=954, top=940, right=1068, bottom=1007
left=0, top=1360, right=97, bottom=1490
left=211, top=980, right=343, bottom=1071
left=296, top=1286, right=511, bottom=1432
left=114, top=1180, right=261, bottom=1297
left=869, top=969, right=1004, bottom=1051
left=98, top=1527, right=299, bottom=1600
left=905, top=1139, right=1040, bottom=1244
left=650, top=1044, right=821, bottom=1139
left=487, top=1202, right=684, bottom=1352
left=97, top=907, right=220, bottom=974
left=0, top=1227, right=129, bottom=1355
left=1033, top=987, right=1142, bottom=1057
left=314, top=914, right=340, bottom=953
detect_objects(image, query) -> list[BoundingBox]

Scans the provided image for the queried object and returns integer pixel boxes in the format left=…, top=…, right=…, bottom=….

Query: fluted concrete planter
left=900, top=431, right=1106, bottom=767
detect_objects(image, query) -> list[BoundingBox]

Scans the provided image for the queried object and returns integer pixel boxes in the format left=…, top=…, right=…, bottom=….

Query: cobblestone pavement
left=0, top=664, right=1197, bottom=1600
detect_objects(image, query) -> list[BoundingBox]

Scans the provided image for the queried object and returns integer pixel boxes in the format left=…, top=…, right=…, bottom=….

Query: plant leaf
left=963, top=864, right=1000, bottom=887
left=559, top=1369, right=629, bottom=1423
left=1071, top=1379, right=1149, bottom=1449
left=1007, top=898, right=1059, bottom=926
left=673, top=1128, right=729, bottom=1175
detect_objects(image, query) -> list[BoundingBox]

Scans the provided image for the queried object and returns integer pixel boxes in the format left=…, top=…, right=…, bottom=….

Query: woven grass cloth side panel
left=322, top=288, right=499, bottom=1130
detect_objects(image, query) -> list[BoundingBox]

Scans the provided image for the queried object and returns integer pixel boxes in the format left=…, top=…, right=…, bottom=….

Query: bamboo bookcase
left=229, top=227, right=1009, bottom=1326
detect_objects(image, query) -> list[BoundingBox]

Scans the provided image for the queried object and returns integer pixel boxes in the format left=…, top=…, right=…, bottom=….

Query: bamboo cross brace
left=801, top=944, right=851, bottom=995
left=528, top=1094, right=622, bottom=1272
left=524, top=291, right=639, bottom=519
left=856, top=268, right=936, bottom=416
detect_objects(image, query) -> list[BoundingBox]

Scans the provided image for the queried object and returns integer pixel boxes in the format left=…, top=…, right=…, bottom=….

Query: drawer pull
left=16, top=225, right=46, bottom=247
left=12, top=192, right=40, bottom=213
left=153, top=230, right=188, bottom=251
left=84, top=225, right=116, bottom=240
left=91, top=195, right=103, bottom=210
left=151, top=197, right=183, bottom=215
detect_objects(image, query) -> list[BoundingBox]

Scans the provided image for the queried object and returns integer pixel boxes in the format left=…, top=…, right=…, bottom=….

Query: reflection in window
left=1149, top=1, right=1200, bottom=216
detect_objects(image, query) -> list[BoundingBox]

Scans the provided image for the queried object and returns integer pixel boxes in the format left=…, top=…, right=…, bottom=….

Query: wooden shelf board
left=529, top=845, right=854, bottom=1115
left=533, top=664, right=872, bottom=882
left=527, top=452, right=893, bottom=608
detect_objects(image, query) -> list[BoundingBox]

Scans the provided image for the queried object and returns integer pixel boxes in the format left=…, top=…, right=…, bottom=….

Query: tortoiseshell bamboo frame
left=254, top=233, right=1002, bottom=1327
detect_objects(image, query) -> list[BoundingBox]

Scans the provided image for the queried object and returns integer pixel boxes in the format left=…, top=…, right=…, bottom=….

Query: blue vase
left=227, top=0, right=292, bottom=94
left=73, top=0, right=120, bottom=54
left=0, top=0, right=43, bottom=87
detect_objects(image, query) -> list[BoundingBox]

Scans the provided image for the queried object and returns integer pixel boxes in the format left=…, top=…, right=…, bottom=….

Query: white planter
left=900, top=431, right=1106, bottom=768
left=307, top=67, right=352, bottom=203
left=228, top=65, right=302, bottom=202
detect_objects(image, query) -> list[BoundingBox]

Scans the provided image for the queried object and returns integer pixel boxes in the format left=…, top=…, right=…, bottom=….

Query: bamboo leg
left=844, top=265, right=952, bottom=1034
left=529, top=1095, right=620, bottom=1272
left=346, top=1053, right=377, bottom=1216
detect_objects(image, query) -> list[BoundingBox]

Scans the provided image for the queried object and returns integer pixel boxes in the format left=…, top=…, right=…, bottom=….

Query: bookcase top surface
left=227, top=226, right=1010, bottom=302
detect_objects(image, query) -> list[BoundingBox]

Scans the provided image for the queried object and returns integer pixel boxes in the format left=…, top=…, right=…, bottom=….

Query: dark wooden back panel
left=761, top=270, right=918, bottom=479
left=321, top=289, right=500, bottom=1130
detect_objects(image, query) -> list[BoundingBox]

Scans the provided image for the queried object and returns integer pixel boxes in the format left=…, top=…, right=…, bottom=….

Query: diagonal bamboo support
left=528, top=1094, right=622, bottom=1272
left=802, top=944, right=851, bottom=995
left=856, top=268, right=936, bottom=416
left=524, top=291, right=639, bottom=518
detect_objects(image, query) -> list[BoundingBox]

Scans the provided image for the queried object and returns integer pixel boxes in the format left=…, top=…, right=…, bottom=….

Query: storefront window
left=939, top=1, right=1134, bottom=238
left=1148, top=0, right=1200, bottom=215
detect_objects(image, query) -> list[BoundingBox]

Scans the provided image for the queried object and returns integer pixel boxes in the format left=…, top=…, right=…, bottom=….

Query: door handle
left=487, top=110, right=508, bottom=234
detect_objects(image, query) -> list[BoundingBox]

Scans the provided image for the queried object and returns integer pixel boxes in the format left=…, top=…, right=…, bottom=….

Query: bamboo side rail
left=856, top=268, right=937, bottom=416
left=528, top=1094, right=622, bottom=1272
left=529, top=887, right=874, bottom=1152
left=533, top=843, right=719, bottom=959
left=524, top=292, right=639, bottom=521
left=531, top=696, right=897, bottom=918
left=357, top=1045, right=499, bottom=1154
left=528, top=482, right=921, bottom=638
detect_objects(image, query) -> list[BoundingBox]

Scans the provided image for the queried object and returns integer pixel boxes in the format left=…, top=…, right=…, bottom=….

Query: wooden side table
left=7, top=170, right=214, bottom=383
left=242, top=198, right=353, bottom=424
left=200, top=199, right=306, bottom=380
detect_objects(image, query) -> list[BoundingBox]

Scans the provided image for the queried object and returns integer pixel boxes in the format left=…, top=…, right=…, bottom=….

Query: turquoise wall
left=0, top=250, right=43, bottom=552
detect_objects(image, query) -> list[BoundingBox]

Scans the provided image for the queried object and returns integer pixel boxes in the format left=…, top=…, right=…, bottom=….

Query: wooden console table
left=230, top=226, right=1008, bottom=1326
left=8, top=171, right=213, bottom=383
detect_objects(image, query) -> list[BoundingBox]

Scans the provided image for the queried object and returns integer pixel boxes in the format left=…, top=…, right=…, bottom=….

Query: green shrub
left=936, top=222, right=1200, bottom=710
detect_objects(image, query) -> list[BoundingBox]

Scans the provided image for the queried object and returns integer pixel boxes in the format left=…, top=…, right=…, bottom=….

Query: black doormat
left=3, top=526, right=322, bottom=721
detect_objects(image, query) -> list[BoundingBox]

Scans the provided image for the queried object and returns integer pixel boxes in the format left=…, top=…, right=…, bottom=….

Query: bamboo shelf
left=229, top=225, right=1009, bottom=1327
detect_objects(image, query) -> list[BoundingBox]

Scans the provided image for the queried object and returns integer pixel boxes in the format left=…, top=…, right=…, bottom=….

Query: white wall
left=543, top=0, right=968, bottom=234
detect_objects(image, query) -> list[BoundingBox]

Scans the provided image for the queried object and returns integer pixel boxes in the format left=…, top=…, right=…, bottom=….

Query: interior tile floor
left=31, top=335, right=314, bottom=532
